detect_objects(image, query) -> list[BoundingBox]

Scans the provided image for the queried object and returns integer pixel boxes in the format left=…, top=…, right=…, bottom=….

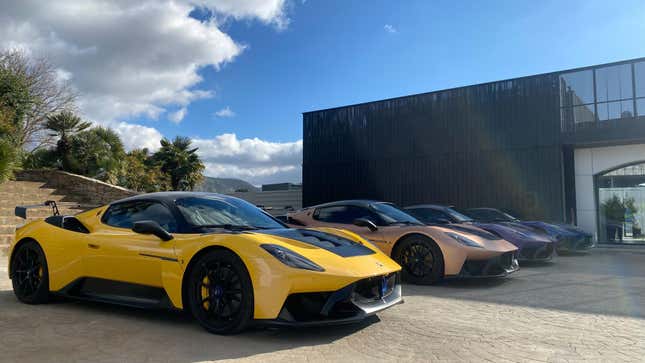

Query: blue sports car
left=463, top=208, right=594, bottom=253
left=404, top=205, right=556, bottom=261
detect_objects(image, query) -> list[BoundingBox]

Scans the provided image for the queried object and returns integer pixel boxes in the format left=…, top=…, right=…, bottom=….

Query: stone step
left=0, top=207, right=86, bottom=217
left=0, top=225, right=15, bottom=234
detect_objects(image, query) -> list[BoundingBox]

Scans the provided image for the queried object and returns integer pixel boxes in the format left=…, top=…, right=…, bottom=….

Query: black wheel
left=394, top=236, right=444, bottom=285
left=11, top=240, right=50, bottom=304
left=187, top=250, right=253, bottom=334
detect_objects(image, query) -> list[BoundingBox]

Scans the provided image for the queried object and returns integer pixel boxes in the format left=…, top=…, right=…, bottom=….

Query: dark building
left=303, top=57, right=645, bottom=243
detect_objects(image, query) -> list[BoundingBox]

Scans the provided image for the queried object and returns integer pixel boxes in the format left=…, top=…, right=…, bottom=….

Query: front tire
left=187, top=250, right=253, bottom=334
left=11, top=240, right=50, bottom=304
left=394, top=235, right=444, bottom=285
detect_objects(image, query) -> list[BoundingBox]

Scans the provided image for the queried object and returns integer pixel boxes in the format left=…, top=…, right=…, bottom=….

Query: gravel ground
left=1, top=249, right=644, bottom=363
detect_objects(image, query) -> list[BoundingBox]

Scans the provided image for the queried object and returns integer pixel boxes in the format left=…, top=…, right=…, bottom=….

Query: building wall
left=304, top=74, right=565, bottom=220
left=574, top=144, right=645, bottom=240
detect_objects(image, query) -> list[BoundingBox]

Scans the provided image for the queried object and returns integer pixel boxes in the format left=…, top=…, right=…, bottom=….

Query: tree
left=153, top=136, right=204, bottom=190
left=67, top=127, right=125, bottom=183
left=0, top=49, right=76, bottom=150
left=44, top=111, right=91, bottom=171
left=118, top=149, right=170, bottom=192
left=0, top=54, right=31, bottom=181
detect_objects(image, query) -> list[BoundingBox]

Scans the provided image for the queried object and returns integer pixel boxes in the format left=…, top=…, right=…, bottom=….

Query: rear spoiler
left=15, top=200, right=60, bottom=219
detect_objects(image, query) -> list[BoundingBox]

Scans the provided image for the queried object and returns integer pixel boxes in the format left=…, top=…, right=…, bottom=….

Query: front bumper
left=258, top=273, right=403, bottom=327
left=518, top=242, right=555, bottom=261
left=450, top=251, right=519, bottom=278
left=556, top=236, right=594, bottom=252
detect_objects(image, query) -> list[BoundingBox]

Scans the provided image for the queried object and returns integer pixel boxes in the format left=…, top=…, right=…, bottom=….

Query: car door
left=84, top=200, right=178, bottom=288
left=312, top=205, right=387, bottom=248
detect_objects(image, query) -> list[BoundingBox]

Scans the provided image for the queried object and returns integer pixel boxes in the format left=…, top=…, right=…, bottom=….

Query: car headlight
left=261, top=244, right=325, bottom=272
left=445, top=232, right=483, bottom=248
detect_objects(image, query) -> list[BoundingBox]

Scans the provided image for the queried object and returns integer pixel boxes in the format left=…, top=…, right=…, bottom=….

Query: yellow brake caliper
left=38, top=267, right=43, bottom=279
left=201, top=276, right=210, bottom=310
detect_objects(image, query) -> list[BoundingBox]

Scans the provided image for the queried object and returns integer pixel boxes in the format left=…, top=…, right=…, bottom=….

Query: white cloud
left=384, top=24, right=397, bottom=33
left=0, top=0, right=297, bottom=182
left=168, top=107, right=187, bottom=123
left=214, top=106, right=236, bottom=118
left=193, top=133, right=302, bottom=184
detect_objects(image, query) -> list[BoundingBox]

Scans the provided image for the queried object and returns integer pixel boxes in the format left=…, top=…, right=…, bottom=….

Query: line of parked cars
left=8, top=192, right=593, bottom=335
left=284, top=200, right=594, bottom=285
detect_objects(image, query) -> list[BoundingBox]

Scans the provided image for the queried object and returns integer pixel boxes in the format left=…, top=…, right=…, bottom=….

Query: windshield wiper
left=195, top=224, right=262, bottom=231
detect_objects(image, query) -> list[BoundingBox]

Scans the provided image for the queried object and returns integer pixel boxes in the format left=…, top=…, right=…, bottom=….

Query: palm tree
left=44, top=111, right=91, bottom=171
left=153, top=136, right=204, bottom=190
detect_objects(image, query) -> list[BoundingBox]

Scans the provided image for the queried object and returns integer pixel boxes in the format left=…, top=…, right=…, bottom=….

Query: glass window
left=463, top=208, right=517, bottom=222
left=560, top=70, right=594, bottom=107
left=637, top=98, right=645, bottom=117
left=103, top=201, right=178, bottom=232
left=175, top=196, right=284, bottom=230
left=596, top=64, right=633, bottom=102
left=370, top=203, right=422, bottom=225
left=635, top=61, right=645, bottom=98
left=315, top=205, right=380, bottom=224
left=597, top=100, right=634, bottom=121
left=406, top=208, right=451, bottom=224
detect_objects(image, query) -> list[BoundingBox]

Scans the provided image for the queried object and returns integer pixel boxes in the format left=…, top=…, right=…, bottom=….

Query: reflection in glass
left=597, top=162, right=645, bottom=244
left=597, top=100, right=634, bottom=121
left=637, top=98, right=645, bottom=117
left=559, top=70, right=594, bottom=107
left=636, top=61, right=645, bottom=98
left=595, top=64, right=633, bottom=102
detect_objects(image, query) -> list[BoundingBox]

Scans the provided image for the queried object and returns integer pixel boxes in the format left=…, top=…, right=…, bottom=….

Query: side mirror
left=353, top=218, right=378, bottom=232
left=132, top=220, right=174, bottom=241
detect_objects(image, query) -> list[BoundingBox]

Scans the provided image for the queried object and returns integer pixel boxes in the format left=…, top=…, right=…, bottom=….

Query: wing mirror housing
left=132, top=220, right=174, bottom=241
left=353, top=218, right=378, bottom=232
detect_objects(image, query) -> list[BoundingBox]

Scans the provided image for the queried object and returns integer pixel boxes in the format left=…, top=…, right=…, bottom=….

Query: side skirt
left=55, top=277, right=176, bottom=310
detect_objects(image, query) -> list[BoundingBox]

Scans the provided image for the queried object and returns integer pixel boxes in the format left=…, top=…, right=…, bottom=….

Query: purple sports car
left=404, top=205, right=556, bottom=261
left=464, top=208, right=594, bottom=253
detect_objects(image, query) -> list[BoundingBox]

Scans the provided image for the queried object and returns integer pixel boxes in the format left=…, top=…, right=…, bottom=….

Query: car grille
left=519, top=243, right=554, bottom=260
left=461, top=251, right=517, bottom=277
left=353, top=273, right=398, bottom=304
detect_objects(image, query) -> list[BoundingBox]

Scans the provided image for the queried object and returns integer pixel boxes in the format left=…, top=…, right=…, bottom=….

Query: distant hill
left=193, top=176, right=259, bottom=194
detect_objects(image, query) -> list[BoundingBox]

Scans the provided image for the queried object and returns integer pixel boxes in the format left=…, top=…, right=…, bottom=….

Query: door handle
left=87, top=243, right=100, bottom=249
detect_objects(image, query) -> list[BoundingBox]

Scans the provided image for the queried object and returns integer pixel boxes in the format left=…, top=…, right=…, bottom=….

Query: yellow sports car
left=8, top=192, right=402, bottom=334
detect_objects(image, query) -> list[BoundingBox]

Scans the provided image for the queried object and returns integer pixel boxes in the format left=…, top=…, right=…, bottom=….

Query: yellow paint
left=9, top=207, right=400, bottom=319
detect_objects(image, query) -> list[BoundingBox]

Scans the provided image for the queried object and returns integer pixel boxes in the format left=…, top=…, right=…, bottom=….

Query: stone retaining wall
left=15, top=169, right=139, bottom=205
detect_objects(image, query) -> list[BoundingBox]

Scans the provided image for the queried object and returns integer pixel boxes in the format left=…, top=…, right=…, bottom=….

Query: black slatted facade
left=303, top=74, right=566, bottom=221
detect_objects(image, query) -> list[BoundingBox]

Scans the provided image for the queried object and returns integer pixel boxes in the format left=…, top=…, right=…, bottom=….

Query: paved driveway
left=1, top=249, right=644, bottom=362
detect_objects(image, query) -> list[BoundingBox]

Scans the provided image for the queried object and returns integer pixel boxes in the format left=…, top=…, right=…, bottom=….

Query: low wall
left=15, top=169, right=139, bottom=205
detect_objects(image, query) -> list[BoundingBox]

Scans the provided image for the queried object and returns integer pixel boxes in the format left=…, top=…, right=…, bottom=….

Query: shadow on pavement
left=403, top=250, right=645, bottom=320
left=0, top=288, right=378, bottom=362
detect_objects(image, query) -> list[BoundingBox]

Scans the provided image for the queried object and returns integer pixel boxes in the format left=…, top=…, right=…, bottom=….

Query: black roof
left=110, top=191, right=237, bottom=205
left=309, top=199, right=391, bottom=209
left=404, top=204, right=453, bottom=210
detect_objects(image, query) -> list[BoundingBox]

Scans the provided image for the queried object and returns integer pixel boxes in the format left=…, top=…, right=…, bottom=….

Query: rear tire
left=394, top=235, right=444, bottom=285
left=187, top=250, right=253, bottom=334
left=11, top=241, right=50, bottom=304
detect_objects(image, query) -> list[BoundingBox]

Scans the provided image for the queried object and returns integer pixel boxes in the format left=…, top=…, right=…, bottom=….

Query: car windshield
left=370, top=202, right=423, bottom=225
left=465, top=208, right=518, bottom=222
left=175, top=196, right=285, bottom=230
left=445, top=208, right=474, bottom=223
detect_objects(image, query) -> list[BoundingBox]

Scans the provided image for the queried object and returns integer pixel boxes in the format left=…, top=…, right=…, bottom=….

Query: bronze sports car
left=288, top=200, right=519, bottom=284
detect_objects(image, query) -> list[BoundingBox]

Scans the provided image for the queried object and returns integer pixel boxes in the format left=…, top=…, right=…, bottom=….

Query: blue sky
left=160, top=0, right=645, bottom=143
left=2, top=0, right=645, bottom=184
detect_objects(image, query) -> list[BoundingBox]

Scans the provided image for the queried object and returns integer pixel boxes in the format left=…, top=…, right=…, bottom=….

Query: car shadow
left=0, top=289, right=378, bottom=362
left=402, top=250, right=645, bottom=320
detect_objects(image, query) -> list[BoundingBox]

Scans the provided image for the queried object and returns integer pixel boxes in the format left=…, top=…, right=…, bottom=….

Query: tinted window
left=465, top=209, right=515, bottom=222
left=636, top=61, right=645, bottom=98
left=175, top=196, right=284, bottom=230
left=560, top=70, right=594, bottom=107
left=315, top=205, right=380, bottom=224
left=406, top=208, right=451, bottom=224
left=597, top=100, right=634, bottom=121
left=595, top=64, right=633, bottom=102
left=370, top=203, right=423, bottom=225
left=103, top=201, right=178, bottom=232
